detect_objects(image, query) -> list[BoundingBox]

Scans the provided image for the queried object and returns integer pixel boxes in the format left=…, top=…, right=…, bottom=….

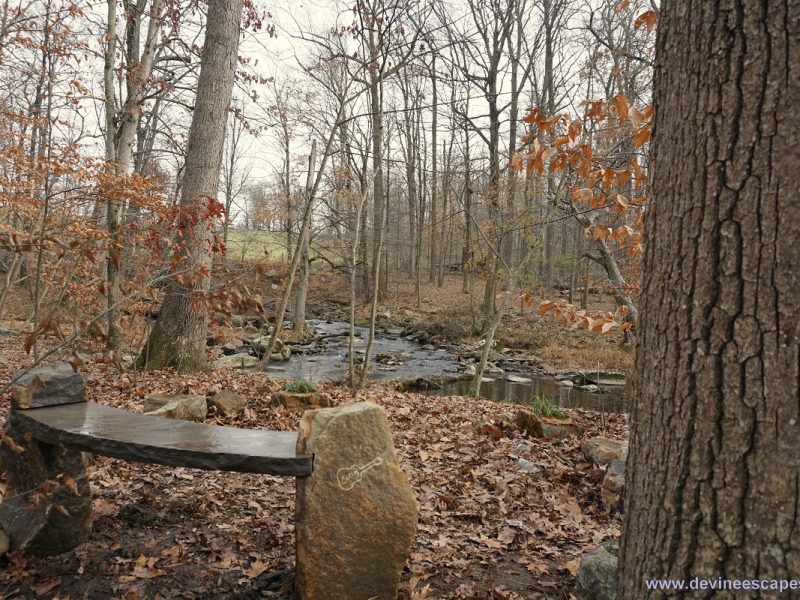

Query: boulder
left=270, top=391, right=332, bottom=412
left=143, top=393, right=207, bottom=422
left=557, top=379, right=574, bottom=388
left=516, top=458, right=542, bottom=474
left=540, top=418, right=584, bottom=439
left=10, top=363, right=85, bottom=409
left=295, top=402, right=418, bottom=600
left=574, top=539, right=619, bottom=600
left=208, top=390, right=247, bottom=417
left=213, top=354, right=258, bottom=369
left=581, top=437, right=628, bottom=466
left=601, top=459, right=626, bottom=513
left=252, top=336, right=285, bottom=358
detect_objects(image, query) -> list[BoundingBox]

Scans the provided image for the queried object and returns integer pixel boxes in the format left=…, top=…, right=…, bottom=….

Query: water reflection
left=422, top=376, right=628, bottom=413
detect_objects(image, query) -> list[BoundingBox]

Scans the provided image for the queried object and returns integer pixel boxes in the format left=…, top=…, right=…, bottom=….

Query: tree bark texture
left=137, top=0, right=243, bottom=373
left=619, top=1, right=800, bottom=596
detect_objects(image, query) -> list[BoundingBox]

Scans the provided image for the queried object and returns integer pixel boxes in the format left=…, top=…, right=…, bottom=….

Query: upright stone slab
left=0, top=414, right=92, bottom=555
left=295, top=402, right=418, bottom=600
left=1, top=363, right=92, bottom=555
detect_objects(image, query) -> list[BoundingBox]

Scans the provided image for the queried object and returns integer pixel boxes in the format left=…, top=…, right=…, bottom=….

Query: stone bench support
left=295, top=403, right=418, bottom=600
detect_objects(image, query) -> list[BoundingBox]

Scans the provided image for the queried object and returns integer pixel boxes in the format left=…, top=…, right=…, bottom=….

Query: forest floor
left=0, top=263, right=630, bottom=599
left=0, top=347, right=626, bottom=600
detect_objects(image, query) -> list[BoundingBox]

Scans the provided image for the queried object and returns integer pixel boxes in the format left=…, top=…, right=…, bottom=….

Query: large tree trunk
left=619, top=1, right=800, bottom=595
left=136, top=0, right=243, bottom=373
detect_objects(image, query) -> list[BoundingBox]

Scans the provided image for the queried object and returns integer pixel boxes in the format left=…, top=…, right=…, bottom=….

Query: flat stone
left=270, top=391, right=331, bottom=412
left=581, top=437, right=629, bottom=466
left=295, top=402, right=418, bottom=600
left=208, top=390, right=247, bottom=417
left=557, top=379, right=574, bottom=388
left=602, top=459, right=626, bottom=513
left=144, top=393, right=207, bottom=422
left=10, top=402, right=312, bottom=476
left=10, top=363, right=85, bottom=409
left=507, top=375, right=532, bottom=384
left=575, top=539, right=619, bottom=600
left=213, top=354, right=258, bottom=369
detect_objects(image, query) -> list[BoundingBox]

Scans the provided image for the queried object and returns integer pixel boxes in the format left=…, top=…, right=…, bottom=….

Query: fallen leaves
left=0, top=350, right=627, bottom=599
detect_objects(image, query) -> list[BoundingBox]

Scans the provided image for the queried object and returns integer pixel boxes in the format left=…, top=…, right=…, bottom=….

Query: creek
left=259, top=319, right=629, bottom=413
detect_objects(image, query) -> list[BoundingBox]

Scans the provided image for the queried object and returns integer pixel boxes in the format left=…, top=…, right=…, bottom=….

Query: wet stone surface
left=11, top=403, right=312, bottom=476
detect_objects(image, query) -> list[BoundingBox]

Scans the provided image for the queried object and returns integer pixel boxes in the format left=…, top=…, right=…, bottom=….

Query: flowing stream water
left=262, top=319, right=629, bottom=413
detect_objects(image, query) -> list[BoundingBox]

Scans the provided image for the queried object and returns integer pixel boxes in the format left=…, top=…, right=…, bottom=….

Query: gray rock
left=10, top=363, right=86, bottom=409
left=507, top=375, right=532, bottom=384
left=602, top=459, right=626, bottom=513
left=516, top=458, right=542, bottom=474
left=213, top=354, right=258, bottom=369
left=143, top=393, right=207, bottom=422
left=0, top=323, right=21, bottom=336
left=557, top=379, right=574, bottom=388
left=243, top=324, right=259, bottom=334
left=252, top=336, right=284, bottom=356
left=208, top=390, right=247, bottom=417
left=385, top=327, right=404, bottom=336
left=581, top=437, right=629, bottom=466
left=221, top=341, right=241, bottom=355
left=421, top=344, right=435, bottom=351
left=580, top=384, right=599, bottom=392
left=574, top=539, right=619, bottom=600
left=295, top=402, right=418, bottom=600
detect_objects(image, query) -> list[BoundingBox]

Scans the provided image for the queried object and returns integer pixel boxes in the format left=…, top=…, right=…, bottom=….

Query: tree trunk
left=619, top=1, right=800, bottom=594
left=137, top=0, right=243, bottom=373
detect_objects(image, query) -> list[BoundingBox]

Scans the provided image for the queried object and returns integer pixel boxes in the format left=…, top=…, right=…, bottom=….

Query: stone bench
left=0, top=364, right=418, bottom=600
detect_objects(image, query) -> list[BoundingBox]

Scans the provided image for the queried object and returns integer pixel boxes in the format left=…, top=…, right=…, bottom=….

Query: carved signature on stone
left=337, top=457, right=384, bottom=490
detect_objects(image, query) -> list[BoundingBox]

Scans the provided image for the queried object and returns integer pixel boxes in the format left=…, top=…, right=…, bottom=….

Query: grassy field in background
left=224, top=229, right=289, bottom=262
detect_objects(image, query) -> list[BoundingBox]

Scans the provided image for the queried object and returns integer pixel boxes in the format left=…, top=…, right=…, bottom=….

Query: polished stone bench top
left=11, top=402, right=313, bottom=476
